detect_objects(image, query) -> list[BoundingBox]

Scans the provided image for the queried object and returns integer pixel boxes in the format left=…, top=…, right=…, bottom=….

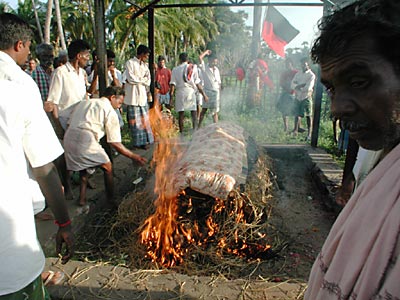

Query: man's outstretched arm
left=32, top=162, right=74, bottom=264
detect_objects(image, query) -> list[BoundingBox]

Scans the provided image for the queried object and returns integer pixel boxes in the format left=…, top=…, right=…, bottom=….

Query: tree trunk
left=250, top=0, right=262, bottom=59
left=44, top=0, right=53, bottom=44
left=246, top=0, right=263, bottom=110
left=54, top=0, right=66, bottom=50
left=31, top=0, right=44, bottom=42
left=120, top=22, right=135, bottom=59
left=87, top=0, right=96, bottom=36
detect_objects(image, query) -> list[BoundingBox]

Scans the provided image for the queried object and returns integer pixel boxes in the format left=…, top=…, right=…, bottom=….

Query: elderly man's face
left=321, top=37, right=400, bottom=151
left=39, top=50, right=54, bottom=69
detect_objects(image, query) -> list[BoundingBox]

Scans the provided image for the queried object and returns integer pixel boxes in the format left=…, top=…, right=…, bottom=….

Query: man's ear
left=14, top=40, right=23, bottom=52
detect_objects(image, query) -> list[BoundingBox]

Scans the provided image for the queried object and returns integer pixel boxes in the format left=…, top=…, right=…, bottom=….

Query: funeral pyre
left=139, top=121, right=277, bottom=268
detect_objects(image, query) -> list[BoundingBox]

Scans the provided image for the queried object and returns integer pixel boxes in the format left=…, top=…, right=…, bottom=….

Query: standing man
left=44, top=39, right=91, bottom=200
left=31, top=43, right=54, bottom=102
left=64, top=86, right=147, bottom=207
left=0, top=13, right=74, bottom=299
left=155, top=55, right=172, bottom=110
left=123, top=44, right=154, bottom=149
left=45, top=39, right=90, bottom=133
left=291, top=57, right=315, bottom=141
left=276, top=58, right=298, bottom=132
left=198, top=50, right=221, bottom=127
left=305, top=0, right=400, bottom=298
left=170, top=52, right=208, bottom=135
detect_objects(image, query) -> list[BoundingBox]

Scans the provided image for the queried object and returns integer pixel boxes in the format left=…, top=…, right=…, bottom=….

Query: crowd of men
left=0, top=10, right=224, bottom=299
left=1, top=0, right=400, bottom=298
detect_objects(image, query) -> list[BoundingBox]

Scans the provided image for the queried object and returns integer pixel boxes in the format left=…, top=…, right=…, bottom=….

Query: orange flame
left=140, top=102, right=188, bottom=267
left=140, top=103, right=272, bottom=267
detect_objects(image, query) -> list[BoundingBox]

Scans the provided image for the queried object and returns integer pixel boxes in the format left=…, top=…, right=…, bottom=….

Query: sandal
left=42, top=270, right=65, bottom=286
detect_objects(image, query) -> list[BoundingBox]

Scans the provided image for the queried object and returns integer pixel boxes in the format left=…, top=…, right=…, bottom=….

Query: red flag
left=261, top=6, right=300, bottom=57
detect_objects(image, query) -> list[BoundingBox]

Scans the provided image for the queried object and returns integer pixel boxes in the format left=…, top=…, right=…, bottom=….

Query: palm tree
left=44, top=0, right=53, bottom=44
left=107, top=0, right=148, bottom=63
left=15, top=0, right=43, bottom=46
left=31, top=0, right=44, bottom=42
left=0, top=1, right=14, bottom=12
left=54, top=0, right=66, bottom=49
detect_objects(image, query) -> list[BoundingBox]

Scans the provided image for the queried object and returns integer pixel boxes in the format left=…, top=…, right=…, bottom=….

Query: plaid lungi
left=0, top=275, right=50, bottom=300
left=126, top=105, right=154, bottom=147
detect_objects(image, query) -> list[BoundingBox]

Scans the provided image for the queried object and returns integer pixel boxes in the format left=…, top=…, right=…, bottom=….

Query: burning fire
left=140, top=102, right=272, bottom=268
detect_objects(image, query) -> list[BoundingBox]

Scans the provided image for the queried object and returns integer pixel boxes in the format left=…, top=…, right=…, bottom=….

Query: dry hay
left=74, top=146, right=295, bottom=280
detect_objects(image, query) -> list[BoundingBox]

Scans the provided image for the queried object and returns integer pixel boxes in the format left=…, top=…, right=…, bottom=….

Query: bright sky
left=231, top=0, right=324, bottom=48
left=3, top=0, right=17, bottom=9
left=0, top=0, right=18, bottom=8
left=4, top=0, right=323, bottom=48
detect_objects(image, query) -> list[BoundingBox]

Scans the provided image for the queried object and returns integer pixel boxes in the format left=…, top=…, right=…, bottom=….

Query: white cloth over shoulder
left=305, top=143, right=400, bottom=300
left=170, top=63, right=201, bottom=112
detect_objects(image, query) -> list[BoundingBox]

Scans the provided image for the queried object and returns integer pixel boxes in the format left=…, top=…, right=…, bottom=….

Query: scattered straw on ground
left=74, top=147, right=304, bottom=283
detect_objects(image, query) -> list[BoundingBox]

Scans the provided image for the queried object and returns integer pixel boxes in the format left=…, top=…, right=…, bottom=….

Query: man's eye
left=325, top=86, right=335, bottom=98
left=350, top=78, right=368, bottom=88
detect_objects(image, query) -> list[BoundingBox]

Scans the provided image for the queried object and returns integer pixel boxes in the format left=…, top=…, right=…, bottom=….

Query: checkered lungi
left=126, top=105, right=154, bottom=147
left=202, top=88, right=220, bottom=114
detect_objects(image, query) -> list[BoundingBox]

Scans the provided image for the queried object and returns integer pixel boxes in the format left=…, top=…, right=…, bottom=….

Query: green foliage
left=13, top=0, right=251, bottom=72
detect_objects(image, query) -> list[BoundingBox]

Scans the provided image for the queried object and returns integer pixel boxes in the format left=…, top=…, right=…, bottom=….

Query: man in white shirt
left=44, top=39, right=91, bottom=200
left=63, top=86, right=147, bottom=207
left=123, top=44, right=154, bottom=149
left=170, top=52, right=208, bottom=134
left=198, top=49, right=221, bottom=126
left=45, top=39, right=90, bottom=134
left=291, top=57, right=316, bottom=141
left=0, top=13, right=73, bottom=299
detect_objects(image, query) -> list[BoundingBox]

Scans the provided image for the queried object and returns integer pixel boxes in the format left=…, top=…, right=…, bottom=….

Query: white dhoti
left=175, top=87, right=196, bottom=112
left=64, top=128, right=110, bottom=171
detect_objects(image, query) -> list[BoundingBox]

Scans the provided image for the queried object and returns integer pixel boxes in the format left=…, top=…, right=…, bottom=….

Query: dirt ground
left=41, top=143, right=339, bottom=300
left=264, top=145, right=337, bottom=281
